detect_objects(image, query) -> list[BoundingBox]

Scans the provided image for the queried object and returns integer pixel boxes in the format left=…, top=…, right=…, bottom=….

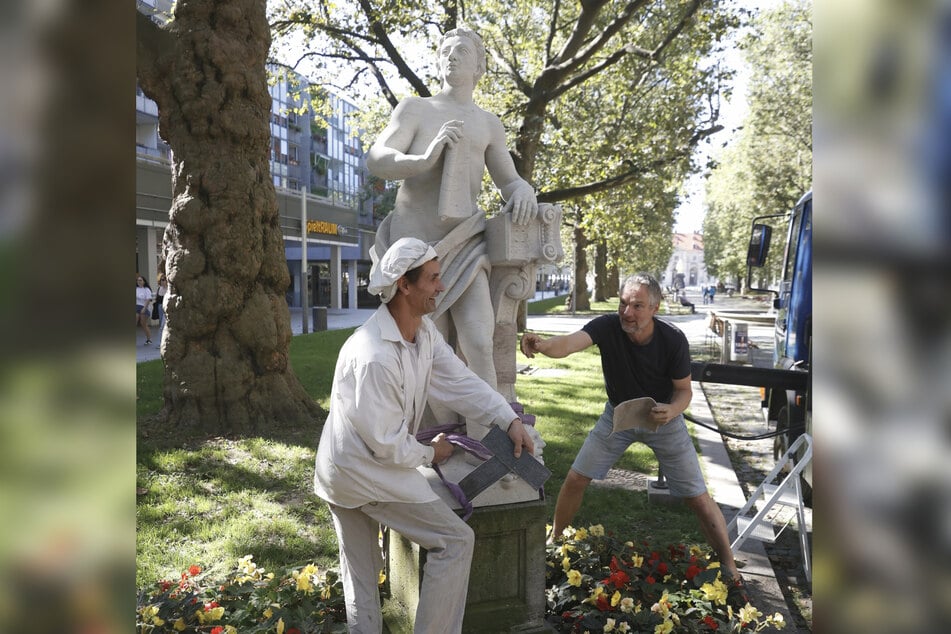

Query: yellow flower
left=738, top=604, right=762, bottom=623
left=767, top=613, right=787, bottom=629
left=700, top=578, right=728, bottom=605
left=611, top=590, right=621, bottom=607
left=277, top=617, right=285, bottom=634
left=321, top=584, right=333, bottom=600
left=617, top=623, right=631, bottom=633
left=152, top=616, right=165, bottom=626
left=707, top=561, right=721, bottom=570
left=562, top=555, right=571, bottom=572
left=619, top=597, right=636, bottom=613
left=567, top=569, right=582, bottom=587
left=206, top=606, right=224, bottom=622
left=173, top=618, right=186, bottom=631
left=624, top=541, right=634, bottom=548
left=263, top=607, right=273, bottom=619
left=604, top=617, right=616, bottom=632
left=630, top=553, right=644, bottom=568
left=689, top=544, right=704, bottom=558
left=225, top=627, right=238, bottom=634
left=574, top=527, right=589, bottom=541
left=194, top=609, right=205, bottom=624
left=589, top=524, right=605, bottom=537
left=654, top=620, right=674, bottom=634
left=558, top=542, right=576, bottom=558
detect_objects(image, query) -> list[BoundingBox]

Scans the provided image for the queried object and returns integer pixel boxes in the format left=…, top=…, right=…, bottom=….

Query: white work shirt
left=314, top=304, right=517, bottom=508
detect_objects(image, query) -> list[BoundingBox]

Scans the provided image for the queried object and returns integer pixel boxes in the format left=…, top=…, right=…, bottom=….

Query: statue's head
left=439, top=26, right=487, bottom=84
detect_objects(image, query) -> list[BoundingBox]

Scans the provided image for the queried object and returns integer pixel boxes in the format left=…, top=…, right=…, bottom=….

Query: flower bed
left=137, top=526, right=785, bottom=633
left=544, top=525, right=786, bottom=633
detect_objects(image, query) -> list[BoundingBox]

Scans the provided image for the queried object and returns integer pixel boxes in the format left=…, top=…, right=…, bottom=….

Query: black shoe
left=145, top=339, right=152, bottom=345
left=726, top=577, right=751, bottom=610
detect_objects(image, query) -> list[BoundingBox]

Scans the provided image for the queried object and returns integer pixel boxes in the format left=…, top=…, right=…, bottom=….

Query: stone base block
left=383, top=499, right=553, bottom=634
left=647, top=479, right=684, bottom=506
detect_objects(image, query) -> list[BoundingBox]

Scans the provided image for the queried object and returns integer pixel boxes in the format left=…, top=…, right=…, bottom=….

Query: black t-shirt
left=581, top=314, right=691, bottom=406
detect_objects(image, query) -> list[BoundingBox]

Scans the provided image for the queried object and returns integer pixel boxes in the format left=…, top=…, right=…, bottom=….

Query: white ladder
left=727, top=433, right=812, bottom=582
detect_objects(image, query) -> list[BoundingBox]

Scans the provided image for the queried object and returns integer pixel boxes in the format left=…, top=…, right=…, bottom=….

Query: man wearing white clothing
left=314, top=237, right=535, bottom=634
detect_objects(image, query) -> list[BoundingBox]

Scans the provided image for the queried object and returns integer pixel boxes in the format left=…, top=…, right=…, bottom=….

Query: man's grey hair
left=619, top=272, right=663, bottom=308
left=441, top=26, right=487, bottom=81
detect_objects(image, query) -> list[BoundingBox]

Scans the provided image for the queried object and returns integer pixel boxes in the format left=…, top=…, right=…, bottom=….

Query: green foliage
left=703, top=0, right=812, bottom=288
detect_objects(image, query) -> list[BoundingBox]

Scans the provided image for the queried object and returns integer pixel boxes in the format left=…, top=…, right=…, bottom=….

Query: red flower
left=685, top=565, right=703, bottom=580
left=649, top=551, right=660, bottom=563
left=596, top=595, right=611, bottom=611
left=656, top=562, right=668, bottom=576
left=645, top=575, right=656, bottom=584
left=604, top=570, right=630, bottom=588
left=159, top=580, right=172, bottom=592
left=210, top=627, right=224, bottom=634
left=703, top=615, right=718, bottom=630
left=610, top=556, right=620, bottom=573
left=204, top=600, right=220, bottom=611
left=287, top=629, right=301, bottom=634
left=188, top=565, right=201, bottom=577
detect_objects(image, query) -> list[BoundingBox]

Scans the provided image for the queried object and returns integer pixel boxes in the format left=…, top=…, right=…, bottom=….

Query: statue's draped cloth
left=370, top=211, right=490, bottom=322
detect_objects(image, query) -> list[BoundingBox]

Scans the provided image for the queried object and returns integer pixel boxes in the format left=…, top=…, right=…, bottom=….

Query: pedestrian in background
left=136, top=274, right=153, bottom=345
left=155, top=272, right=168, bottom=330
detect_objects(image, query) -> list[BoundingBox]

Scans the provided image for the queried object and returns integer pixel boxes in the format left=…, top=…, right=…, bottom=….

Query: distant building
left=662, top=232, right=714, bottom=289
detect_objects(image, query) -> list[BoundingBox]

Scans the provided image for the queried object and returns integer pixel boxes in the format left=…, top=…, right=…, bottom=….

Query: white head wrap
left=367, top=237, right=438, bottom=304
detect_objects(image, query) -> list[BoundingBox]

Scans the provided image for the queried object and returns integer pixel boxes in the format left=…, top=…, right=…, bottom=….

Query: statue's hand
left=503, top=182, right=538, bottom=225
left=423, top=119, right=465, bottom=163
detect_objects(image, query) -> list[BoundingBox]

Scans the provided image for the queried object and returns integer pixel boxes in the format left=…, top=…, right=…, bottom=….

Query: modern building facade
left=135, top=1, right=379, bottom=311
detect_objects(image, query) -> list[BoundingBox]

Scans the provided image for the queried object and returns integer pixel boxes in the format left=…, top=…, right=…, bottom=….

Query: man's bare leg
left=684, top=492, right=740, bottom=579
left=550, top=469, right=592, bottom=541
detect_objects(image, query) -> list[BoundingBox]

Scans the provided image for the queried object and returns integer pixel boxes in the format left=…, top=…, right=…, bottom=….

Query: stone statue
left=367, top=26, right=537, bottom=391
left=367, top=26, right=563, bottom=508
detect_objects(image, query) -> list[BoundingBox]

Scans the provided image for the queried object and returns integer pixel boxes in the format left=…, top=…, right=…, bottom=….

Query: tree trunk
left=571, top=225, right=591, bottom=312
left=137, top=1, right=322, bottom=433
left=593, top=241, right=609, bottom=302
left=607, top=259, right=619, bottom=299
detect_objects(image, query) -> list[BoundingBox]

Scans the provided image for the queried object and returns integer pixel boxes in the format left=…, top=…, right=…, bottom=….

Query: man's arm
left=520, top=330, right=593, bottom=359
left=648, top=375, right=693, bottom=425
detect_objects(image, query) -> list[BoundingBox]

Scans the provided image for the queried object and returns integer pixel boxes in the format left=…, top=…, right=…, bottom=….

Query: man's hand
left=649, top=404, right=675, bottom=427
left=430, top=432, right=454, bottom=465
left=520, top=332, right=543, bottom=358
left=507, top=419, right=535, bottom=458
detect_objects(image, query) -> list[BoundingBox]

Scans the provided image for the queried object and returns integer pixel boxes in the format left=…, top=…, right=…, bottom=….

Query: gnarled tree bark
left=137, top=1, right=322, bottom=433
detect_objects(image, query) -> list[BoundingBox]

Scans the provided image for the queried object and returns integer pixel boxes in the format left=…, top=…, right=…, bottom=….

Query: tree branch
left=650, top=0, right=704, bottom=63
left=538, top=124, right=722, bottom=203
left=356, top=0, right=430, bottom=97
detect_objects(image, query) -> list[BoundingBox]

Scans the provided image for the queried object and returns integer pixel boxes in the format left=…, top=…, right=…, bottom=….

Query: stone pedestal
left=382, top=499, right=552, bottom=634
left=486, top=203, right=563, bottom=402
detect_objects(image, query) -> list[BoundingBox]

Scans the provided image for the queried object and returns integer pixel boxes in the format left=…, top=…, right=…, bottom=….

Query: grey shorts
left=571, top=401, right=707, bottom=498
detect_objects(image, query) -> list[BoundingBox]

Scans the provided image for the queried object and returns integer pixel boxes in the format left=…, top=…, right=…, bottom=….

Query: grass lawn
left=136, top=301, right=708, bottom=590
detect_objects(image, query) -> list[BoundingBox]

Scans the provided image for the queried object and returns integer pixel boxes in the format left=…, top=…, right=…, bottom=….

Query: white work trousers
left=329, top=499, right=475, bottom=634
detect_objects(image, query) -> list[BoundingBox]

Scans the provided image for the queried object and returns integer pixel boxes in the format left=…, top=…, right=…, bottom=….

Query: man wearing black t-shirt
left=521, top=272, right=746, bottom=598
